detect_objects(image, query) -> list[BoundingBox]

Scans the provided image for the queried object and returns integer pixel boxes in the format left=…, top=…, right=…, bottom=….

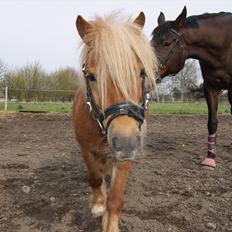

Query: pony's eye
left=140, top=69, right=146, bottom=78
left=163, top=41, right=171, bottom=46
left=86, top=73, right=96, bottom=82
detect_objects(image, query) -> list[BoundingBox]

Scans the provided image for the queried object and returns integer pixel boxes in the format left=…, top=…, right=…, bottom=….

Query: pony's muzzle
left=110, top=134, right=141, bottom=161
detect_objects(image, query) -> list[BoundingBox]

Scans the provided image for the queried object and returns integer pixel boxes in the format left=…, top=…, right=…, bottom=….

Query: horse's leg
left=228, top=89, right=232, bottom=114
left=102, top=161, right=132, bottom=232
left=201, top=83, right=220, bottom=169
left=80, top=147, right=107, bottom=217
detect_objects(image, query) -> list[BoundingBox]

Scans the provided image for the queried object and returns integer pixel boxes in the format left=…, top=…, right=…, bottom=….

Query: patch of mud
left=0, top=113, right=231, bottom=232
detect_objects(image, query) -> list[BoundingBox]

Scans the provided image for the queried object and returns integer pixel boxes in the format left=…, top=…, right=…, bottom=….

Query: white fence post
left=4, top=86, right=8, bottom=112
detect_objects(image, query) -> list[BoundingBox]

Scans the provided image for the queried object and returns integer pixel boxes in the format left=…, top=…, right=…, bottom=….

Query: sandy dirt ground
left=0, top=113, right=231, bottom=232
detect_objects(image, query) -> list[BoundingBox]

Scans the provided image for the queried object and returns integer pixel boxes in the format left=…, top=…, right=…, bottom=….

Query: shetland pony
left=73, top=12, right=158, bottom=231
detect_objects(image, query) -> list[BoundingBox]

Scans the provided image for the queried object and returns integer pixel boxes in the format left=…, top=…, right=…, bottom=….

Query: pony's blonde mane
left=80, top=13, right=158, bottom=108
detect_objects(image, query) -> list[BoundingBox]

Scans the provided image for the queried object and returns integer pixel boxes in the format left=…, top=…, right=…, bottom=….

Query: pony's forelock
left=80, top=12, right=158, bottom=108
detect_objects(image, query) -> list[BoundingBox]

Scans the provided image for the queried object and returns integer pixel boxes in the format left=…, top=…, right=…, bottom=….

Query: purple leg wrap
left=207, top=134, right=216, bottom=156
left=201, top=134, right=217, bottom=169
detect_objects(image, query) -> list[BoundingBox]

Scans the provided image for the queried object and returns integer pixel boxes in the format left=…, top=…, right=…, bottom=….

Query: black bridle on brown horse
left=156, top=29, right=182, bottom=83
left=159, top=29, right=182, bottom=69
left=82, top=64, right=149, bottom=135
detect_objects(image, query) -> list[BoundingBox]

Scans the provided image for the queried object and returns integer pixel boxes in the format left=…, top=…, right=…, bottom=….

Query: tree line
left=1, top=59, right=221, bottom=103
left=0, top=60, right=80, bottom=102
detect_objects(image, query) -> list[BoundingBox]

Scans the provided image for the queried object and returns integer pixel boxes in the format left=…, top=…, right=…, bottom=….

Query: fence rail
left=0, top=87, right=76, bottom=104
left=0, top=87, right=230, bottom=112
left=0, top=87, right=76, bottom=112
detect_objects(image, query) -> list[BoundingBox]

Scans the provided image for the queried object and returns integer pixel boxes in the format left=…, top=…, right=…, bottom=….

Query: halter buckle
left=82, top=63, right=86, bottom=72
left=86, top=101, right=92, bottom=112
left=97, top=119, right=106, bottom=135
left=145, top=93, right=150, bottom=109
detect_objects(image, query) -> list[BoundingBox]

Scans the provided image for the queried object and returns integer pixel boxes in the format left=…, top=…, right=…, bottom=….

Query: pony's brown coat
left=73, top=12, right=158, bottom=232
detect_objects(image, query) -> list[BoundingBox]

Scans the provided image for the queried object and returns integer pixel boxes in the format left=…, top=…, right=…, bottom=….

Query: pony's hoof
left=201, top=158, right=216, bottom=170
left=91, top=204, right=106, bottom=218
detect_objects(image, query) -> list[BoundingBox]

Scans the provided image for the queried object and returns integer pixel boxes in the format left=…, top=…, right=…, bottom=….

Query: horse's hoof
left=91, top=203, right=106, bottom=218
left=201, top=158, right=216, bottom=170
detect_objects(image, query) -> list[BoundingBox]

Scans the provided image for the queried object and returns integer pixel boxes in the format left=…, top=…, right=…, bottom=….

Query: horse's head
left=151, top=6, right=188, bottom=78
left=76, top=12, right=157, bottom=161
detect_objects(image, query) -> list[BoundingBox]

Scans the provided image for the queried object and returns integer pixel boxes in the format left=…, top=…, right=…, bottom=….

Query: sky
left=0, top=0, right=231, bottom=72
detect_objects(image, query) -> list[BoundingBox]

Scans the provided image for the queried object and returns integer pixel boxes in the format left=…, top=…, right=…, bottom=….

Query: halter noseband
left=159, top=29, right=182, bottom=70
left=82, top=64, right=149, bottom=135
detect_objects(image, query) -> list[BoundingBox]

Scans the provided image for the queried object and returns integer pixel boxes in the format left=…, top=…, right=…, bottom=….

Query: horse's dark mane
left=151, top=21, right=173, bottom=40
left=186, top=12, right=231, bottom=28
left=152, top=12, right=232, bottom=38
left=190, top=11, right=231, bottom=21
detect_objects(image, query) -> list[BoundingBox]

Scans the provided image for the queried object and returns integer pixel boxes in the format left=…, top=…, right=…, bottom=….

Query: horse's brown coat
left=151, top=7, right=232, bottom=167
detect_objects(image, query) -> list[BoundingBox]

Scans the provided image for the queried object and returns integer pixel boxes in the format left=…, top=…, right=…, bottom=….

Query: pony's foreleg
left=91, top=178, right=107, bottom=218
left=80, top=147, right=106, bottom=217
left=201, top=83, right=219, bottom=170
left=102, top=161, right=132, bottom=232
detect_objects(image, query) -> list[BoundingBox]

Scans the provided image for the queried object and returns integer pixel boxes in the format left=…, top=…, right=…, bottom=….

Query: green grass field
left=0, top=102, right=72, bottom=113
left=0, top=101, right=231, bottom=114
left=149, top=101, right=231, bottom=115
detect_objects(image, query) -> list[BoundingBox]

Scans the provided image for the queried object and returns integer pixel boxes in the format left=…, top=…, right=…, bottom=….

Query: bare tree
left=172, top=60, right=199, bottom=102
left=157, top=76, right=176, bottom=101
left=157, top=60, right=200, bottom=102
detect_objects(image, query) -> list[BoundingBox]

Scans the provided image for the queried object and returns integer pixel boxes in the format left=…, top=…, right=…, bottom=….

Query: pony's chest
left=92, top=147, right=112, bottom=162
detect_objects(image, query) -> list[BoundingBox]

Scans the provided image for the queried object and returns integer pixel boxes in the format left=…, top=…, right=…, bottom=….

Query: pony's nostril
left=112, top=135, right=141, bottom=152
left=128, top=135, right=141, bottom=150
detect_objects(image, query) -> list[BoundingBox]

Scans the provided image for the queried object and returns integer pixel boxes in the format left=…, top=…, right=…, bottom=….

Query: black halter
left=82, top=64, right=149, bottom=135
left=159, top=29, right=182, bottom=69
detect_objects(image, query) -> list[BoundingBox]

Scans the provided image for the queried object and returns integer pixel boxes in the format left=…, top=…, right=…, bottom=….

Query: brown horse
left=151, top=6, right=232, bottom=170
left=73, top=12, right=158, bottom=231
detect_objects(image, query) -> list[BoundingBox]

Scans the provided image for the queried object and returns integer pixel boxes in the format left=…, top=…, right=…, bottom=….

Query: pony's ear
left=133, top=12, right=145, bottom=29
left=76, top=15, right=92, bottom=44
left=158, top=12, right=165, bottom=25
left=174, top=6, right=187, bottom=28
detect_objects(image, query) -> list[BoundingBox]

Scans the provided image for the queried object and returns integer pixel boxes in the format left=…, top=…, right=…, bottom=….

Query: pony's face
left=85, top=59, right=144, bottom=161
left=151, top=7, right=187, bottom=78
left=76, top=12, right=157, bottom=161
